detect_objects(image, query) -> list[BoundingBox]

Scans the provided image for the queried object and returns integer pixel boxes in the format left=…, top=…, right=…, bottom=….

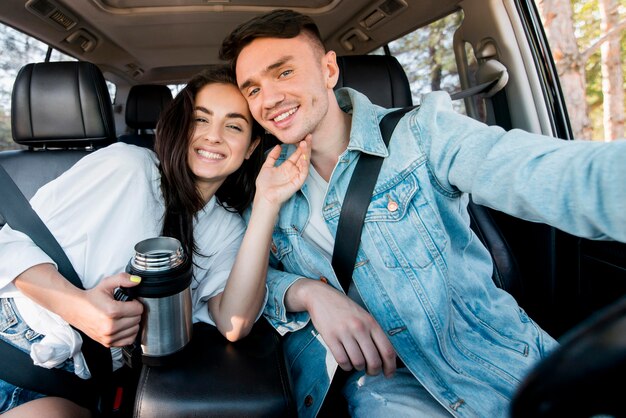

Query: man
left=220, top=9, right=626, bottom=418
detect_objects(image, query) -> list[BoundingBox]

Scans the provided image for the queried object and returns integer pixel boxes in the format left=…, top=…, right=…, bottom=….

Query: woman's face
left=187, top=82, right=258, bottom=202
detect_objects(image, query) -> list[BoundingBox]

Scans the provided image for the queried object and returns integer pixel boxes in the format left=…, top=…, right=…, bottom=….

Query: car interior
left=0, top=0, right=624, bottom=417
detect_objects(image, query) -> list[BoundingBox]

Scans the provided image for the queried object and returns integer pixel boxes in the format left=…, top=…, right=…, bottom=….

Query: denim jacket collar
left=336, top=87, right=390, bottom=158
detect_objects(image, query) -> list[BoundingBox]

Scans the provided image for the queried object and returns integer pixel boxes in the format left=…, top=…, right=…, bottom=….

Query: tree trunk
left=536, top=0, right=592, bottom=139
left=599, top=0, right=624, bottom=140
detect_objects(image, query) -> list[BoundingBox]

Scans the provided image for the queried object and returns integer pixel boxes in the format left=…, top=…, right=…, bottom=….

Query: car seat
left=0, top=61, right=116, bottom=227
left=117, top=84, right=173, bottom=149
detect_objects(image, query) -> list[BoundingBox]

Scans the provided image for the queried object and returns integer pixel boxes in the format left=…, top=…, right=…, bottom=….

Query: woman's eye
left=195, top=117, right=208, bottom=124
left=227, top=124, right=243, bottom=132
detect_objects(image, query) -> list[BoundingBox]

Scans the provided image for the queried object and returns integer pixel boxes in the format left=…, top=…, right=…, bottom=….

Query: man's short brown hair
left=219, top=9, right=325, bottom=66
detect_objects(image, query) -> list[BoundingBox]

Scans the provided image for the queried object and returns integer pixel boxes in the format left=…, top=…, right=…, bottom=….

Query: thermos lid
left=126, top=236, right=192, bottom=298
left=131, top=237, right=186, bottom=272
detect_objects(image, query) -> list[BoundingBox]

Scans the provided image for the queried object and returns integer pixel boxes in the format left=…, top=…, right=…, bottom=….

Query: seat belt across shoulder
left=0, top=164, right=112, bottom=410
left=331, top=106, right=417, bottom=292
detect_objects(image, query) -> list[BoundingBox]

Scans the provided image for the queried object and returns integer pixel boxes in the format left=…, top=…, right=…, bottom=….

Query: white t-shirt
left=0, top=143, right=249, bottom=373
left=302, top=166, right=334, bottom=260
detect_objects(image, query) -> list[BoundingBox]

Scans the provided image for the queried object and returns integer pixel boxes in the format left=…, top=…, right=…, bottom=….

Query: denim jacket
left=260, top=88, right=626, bottom=417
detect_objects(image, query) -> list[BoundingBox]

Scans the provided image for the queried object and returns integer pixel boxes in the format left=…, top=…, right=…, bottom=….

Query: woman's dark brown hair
left=154, top=65, right=266, bottom=257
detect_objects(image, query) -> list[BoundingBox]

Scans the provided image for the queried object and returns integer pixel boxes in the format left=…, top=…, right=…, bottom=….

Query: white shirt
left=302, top=165, right=334, bottom=260
left=0, top=143, right=248, bottom=374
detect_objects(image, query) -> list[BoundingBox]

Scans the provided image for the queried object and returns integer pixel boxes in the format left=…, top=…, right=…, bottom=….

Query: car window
left=375, top=2, right=625, bottom=141
left=0, top=22, right=116, bottom=151
left=371, top=9, right=470, bottom=115
left=535, top=0, right=625, bottom=142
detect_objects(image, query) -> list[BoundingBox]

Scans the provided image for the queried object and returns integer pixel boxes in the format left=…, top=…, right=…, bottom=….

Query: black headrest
left=335, top=55, right=413, bottom=108
left=125, top=84, right=173, bottom=130
left=11, top=61, right=116, bottom=148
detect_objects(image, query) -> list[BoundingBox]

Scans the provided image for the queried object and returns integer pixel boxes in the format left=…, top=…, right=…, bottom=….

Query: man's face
left=235, top=34, right=336, bottom=145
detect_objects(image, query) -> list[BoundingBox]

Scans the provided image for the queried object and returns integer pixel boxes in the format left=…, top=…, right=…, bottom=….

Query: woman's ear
left=245, top=136, right=261, bottom=159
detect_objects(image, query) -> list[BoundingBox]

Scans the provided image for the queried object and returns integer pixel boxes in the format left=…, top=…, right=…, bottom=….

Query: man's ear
left=323, top=50, right=340, bottom=90
left=245, top=136, right=261, bottom=159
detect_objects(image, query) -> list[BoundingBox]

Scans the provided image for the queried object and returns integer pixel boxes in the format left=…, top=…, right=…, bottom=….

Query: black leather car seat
left=118, top=84, right=173, bottom=149
left=336, top=54, right=413, bottom=108
left=334, top=54, right=525, bottom=303
left=0, top=61, right=116, bottom=227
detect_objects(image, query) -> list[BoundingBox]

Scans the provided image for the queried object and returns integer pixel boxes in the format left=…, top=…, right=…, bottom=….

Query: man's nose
left=261, top=84, right=285, bottom=110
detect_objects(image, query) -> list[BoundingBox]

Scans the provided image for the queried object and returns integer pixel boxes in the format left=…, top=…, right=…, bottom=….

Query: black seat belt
left=0, top=164, right=112, bottom=410
left=332, top=106, right=417, bottom=291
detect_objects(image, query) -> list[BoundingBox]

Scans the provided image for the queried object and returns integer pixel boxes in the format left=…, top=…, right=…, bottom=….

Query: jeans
left=343, top=367, right=453, bottom=418
left=0, top=298, right=73, bottom=413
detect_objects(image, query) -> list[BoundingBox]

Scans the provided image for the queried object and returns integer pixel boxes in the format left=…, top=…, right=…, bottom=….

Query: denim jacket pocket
left=364, top=172, right=448, bottom=269
left=448, top=294, right=528, bottom=387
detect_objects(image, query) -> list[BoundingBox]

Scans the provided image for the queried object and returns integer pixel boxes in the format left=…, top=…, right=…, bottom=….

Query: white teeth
left=197, top=149, right=224, bottom=159
left=273, top=107, right=297, bottom=122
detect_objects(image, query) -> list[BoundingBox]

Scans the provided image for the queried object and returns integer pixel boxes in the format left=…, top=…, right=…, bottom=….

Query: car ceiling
left=0, top=0, right=461, bottom=85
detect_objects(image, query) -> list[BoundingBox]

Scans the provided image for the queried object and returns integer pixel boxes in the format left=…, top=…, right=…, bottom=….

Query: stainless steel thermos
left=122, top=236, right=193, bottom=366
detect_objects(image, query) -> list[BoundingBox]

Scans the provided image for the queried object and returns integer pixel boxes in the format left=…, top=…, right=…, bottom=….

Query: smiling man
left=220, top=9, right=626, bottom=418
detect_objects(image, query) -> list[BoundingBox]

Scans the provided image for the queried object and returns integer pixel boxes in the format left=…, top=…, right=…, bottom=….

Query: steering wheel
left=511, top=296, right=626, bottom=418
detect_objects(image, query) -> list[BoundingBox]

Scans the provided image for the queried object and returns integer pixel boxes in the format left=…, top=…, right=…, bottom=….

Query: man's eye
left=279, top=70, right=293, bottom=78
left=248, top=87, right=259, bottom=97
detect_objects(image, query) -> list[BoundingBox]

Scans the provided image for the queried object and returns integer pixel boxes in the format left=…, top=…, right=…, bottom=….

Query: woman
left=0, top=66, right=310, bottom=417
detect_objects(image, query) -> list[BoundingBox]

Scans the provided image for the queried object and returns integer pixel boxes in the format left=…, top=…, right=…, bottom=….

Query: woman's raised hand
left=255, top=135, right=311, bottom=207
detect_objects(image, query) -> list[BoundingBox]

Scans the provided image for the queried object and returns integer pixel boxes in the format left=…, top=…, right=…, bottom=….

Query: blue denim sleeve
left=264, top=258, right=311, bottom=336
left=411, top=91, right=626, bottom=242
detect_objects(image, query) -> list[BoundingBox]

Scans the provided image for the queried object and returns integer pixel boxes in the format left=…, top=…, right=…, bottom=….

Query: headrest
left=11, top=61, right=116, bottom=148
left=335, top=55, right=413, bottom=108
left=125, top=84, right=173, bottom=130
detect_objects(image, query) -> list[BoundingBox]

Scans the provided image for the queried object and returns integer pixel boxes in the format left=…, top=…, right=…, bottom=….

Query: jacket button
left=387, top=200, right=399, bottom=212
left=304, top=395, right=313, bottom=407
left=319, top=276, right=328, bottom=284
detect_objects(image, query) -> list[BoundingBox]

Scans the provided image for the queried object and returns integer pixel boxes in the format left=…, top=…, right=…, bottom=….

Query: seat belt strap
left=0, top=164, right=112, bottom=408
left=0, top=331, right=99, bottom=409
left=332, top=106, right=417, bottom=292
left=450, top=78, right=499, bottom=100
left=0, top=165, right=82, bottom=287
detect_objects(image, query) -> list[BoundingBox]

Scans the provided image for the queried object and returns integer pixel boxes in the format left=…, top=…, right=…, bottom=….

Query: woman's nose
left=206, top=133, right=223, bottom=143
left=204, top=125, right=223, bottom=143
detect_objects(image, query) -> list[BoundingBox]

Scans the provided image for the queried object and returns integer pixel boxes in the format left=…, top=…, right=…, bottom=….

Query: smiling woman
left=0, top=64, right=311, bottom=416
left=186, top=83, right=260, bottom=202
